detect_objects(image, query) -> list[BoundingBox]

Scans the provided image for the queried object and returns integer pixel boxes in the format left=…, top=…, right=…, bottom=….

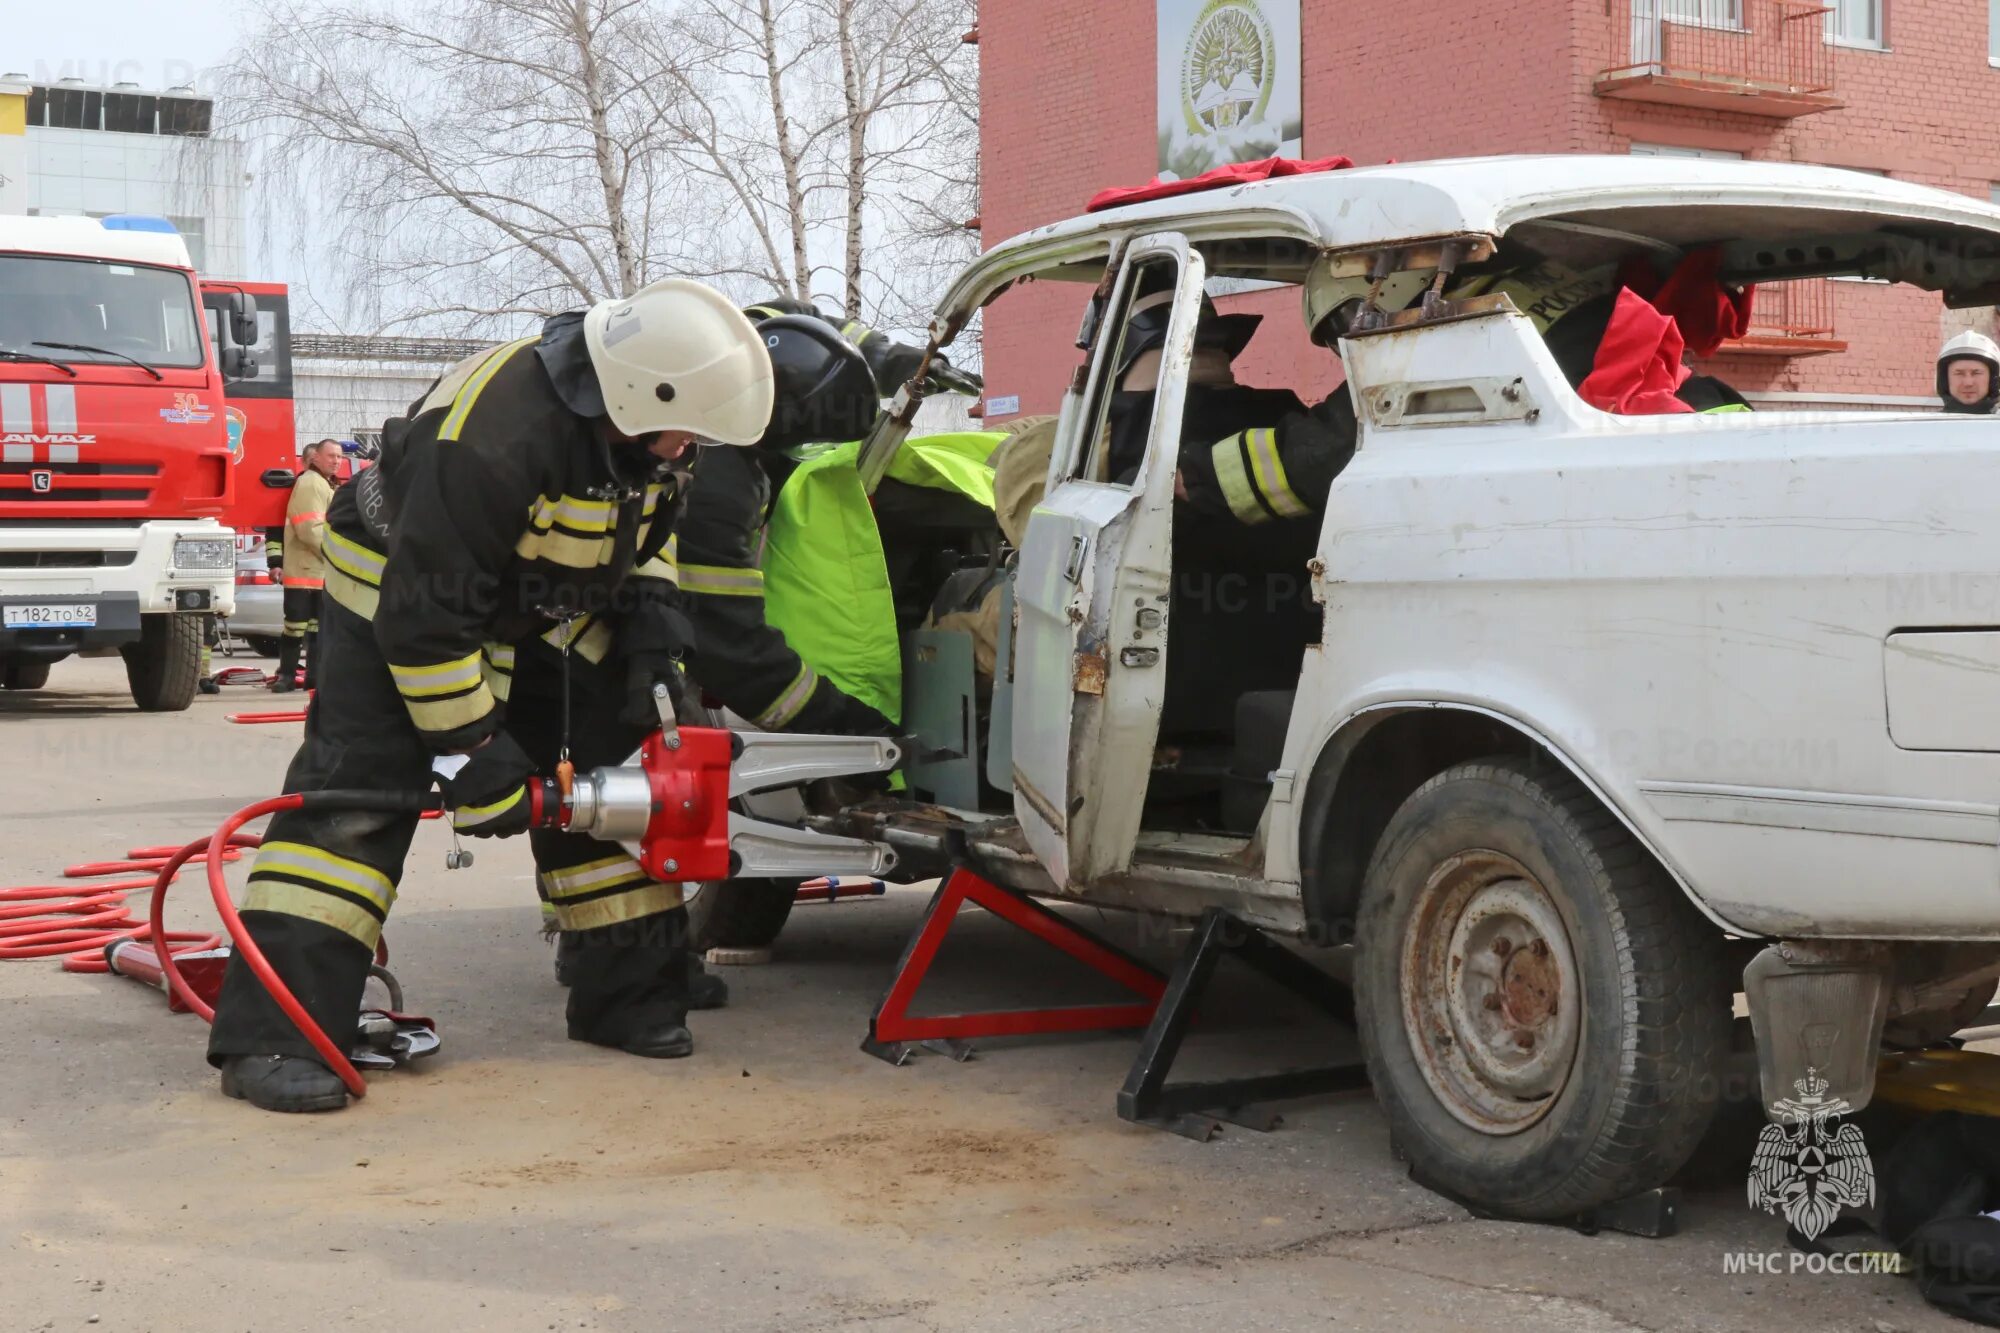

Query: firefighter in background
left=1938, top=331, right=2000, bottom=415
left=269, top=438, right=341, bottom=693
left=208, top=278, right=859, bottom=1114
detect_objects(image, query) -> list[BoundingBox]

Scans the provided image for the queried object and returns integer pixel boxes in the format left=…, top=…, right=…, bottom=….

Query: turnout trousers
left=280, top=586, right=321, bottom=641
left=207, top=594, right=686, bottom=1064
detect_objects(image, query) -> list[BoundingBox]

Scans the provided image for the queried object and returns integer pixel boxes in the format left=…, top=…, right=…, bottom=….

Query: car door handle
left=1063, top=535, right=1087, bottom=585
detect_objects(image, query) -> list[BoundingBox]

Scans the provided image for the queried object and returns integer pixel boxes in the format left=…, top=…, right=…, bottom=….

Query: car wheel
left=687, top=878, right=797, bottom=952
left=1352, top=756, right=1730, bottom=1219
left=122, top=613, right=202, bottom=712
left=244, top=635, right=284, bottom=658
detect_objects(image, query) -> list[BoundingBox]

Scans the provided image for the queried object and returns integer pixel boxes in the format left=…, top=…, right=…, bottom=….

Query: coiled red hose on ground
left=8, top=789, right=444, bottom=1101
left=0, top=846, right=244, bottom=966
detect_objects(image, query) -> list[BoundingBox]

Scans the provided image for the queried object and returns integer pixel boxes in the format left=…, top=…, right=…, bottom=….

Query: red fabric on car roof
left=1085, top=155, right=1356, bottom=213
left=1579, top=287, right=1695, bottom=416
left=1617, top=247, right=1755, bottom=358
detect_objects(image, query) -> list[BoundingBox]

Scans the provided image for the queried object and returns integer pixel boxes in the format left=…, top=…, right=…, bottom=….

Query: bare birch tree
left=222, top=0, right=980, bottom=343
left=225, top=0, right=708, bottom=330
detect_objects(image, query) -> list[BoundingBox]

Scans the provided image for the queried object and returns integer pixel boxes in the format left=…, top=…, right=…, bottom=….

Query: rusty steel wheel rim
left=1400, top=850, right=1582, bottom=1135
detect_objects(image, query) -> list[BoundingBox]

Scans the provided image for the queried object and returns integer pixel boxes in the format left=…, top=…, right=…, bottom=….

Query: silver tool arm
left=728, top=733, right=902, bottom=798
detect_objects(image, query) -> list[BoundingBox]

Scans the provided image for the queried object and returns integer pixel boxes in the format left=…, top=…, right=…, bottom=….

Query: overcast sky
left=4, top=6, right=245, bottom=93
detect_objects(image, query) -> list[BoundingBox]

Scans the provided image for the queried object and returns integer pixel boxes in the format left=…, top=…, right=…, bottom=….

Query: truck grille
left=0, top=550, right=139, bottom=569
left=0, top=461, right=158, bottom=504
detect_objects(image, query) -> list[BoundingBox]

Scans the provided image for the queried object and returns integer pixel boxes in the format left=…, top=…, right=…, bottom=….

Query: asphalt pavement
left=0, top=657, right=1967, bottom=1331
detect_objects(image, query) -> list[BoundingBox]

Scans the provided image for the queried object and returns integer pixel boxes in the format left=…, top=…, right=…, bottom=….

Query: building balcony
left=1597, top=1, right=1842, bottom=119
left=1720, top=278, right=1846, bottom=357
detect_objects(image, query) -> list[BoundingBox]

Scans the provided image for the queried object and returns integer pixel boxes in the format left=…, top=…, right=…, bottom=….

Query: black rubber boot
left=198, top=677, right=221, bottom=695
left=556, top=932, right=727, bottom=1010
left=685, top=955, right=729, bottom=1010
left=269, top=637, right=301, bottom=692
left=565, top=909, right=694, bottom=1058
left=220, top=1054, right=349, bottom=1112
left=302, top=630, right=320, bottom=691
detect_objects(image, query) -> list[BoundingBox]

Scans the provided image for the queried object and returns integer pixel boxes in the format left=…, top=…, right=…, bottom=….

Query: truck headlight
left=173, top=538, right=236, bottom=571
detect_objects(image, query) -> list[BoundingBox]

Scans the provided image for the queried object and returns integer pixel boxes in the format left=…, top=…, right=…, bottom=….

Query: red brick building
left=972, top=0, right=2000, bottom=419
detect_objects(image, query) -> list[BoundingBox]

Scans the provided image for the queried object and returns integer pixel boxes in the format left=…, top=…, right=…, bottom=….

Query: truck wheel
left=122, top=613, right=202, bottom=712
left=2, top=660, right=52, bottom=690
left=687, top=878, right=797, bottom=952
left=1352, top=756, right=1730, bottom=1220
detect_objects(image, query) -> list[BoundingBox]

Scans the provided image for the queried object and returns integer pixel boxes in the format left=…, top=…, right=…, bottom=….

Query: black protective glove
left=619, top=601, right=696, bottom=731
left=437, top=730, right=538, bottom=838
left=923, top=356, right=983, bottom=397
left=811, top=688, right=895, bottom=738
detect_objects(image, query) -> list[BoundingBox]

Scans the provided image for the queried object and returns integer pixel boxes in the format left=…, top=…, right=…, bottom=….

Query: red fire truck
left=0, top=215, right=246, bottom=709
left=202, top=277, right=298, bottom=653
left=203, top=277, right=296, bottom=536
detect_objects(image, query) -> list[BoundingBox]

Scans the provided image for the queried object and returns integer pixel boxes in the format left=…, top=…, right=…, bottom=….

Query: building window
left=1826, top=0, right=1884, bottom=48
left=1662, top=0, right=1742, bottom=27
left=1630, top=142, right=1745, bottom=158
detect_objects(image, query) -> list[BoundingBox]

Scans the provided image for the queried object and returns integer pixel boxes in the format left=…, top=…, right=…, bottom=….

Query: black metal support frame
left=1116, top=907, right=1370, bottom=1141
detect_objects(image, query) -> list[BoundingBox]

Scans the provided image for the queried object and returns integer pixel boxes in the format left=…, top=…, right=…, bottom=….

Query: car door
left=1012, top=235, right=1205, bottom=887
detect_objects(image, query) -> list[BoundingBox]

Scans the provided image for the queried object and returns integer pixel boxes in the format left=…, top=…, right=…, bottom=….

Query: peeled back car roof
left=0, top=214, right=194, bottom=270
left=993, top=154, right=2000, bottom=258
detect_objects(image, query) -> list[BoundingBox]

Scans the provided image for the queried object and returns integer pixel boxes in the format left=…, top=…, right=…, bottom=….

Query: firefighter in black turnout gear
left=1104, top=281, right=1354, bottom=528
left=208, top=278, right=828, bottom=1114
left=674, top=299, right=950, bottom=736
left=547, top=298, right=964, bottom=991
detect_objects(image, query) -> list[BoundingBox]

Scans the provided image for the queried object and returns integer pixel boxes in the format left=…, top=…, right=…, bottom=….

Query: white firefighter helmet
left=1938, top=329, right=2000, bottom=375
left=584, top=278, right=774, bottom=444
left=1938, top=330, right=2000, bottom=403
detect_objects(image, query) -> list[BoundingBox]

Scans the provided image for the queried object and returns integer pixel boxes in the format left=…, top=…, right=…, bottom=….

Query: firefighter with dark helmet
left=1938, top=331, right=2000, bottom=415
left=672, top=305, right=899, bottom=740
left=206, top=277, right=865, bottom=1114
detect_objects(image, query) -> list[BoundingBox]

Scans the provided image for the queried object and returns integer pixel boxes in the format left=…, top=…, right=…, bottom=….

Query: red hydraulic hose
left=181, top=794, right=374, bottom=1095
left=0, top=845, right=242, bottom=964
left=151, top=791, right=443, bottom=1100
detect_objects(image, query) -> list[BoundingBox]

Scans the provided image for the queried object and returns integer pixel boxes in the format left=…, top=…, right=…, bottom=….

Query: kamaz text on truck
left=0, top=214, right=251, bottom=710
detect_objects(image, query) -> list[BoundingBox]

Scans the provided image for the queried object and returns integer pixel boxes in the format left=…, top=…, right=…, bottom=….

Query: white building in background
left=289, top=337, right=487, bottom=448
left=0, top=76, right=246, bottom=274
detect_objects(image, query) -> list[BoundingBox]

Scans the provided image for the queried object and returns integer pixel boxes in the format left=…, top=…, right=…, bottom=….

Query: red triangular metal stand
left=862, top=865, right=1167, bottom=1065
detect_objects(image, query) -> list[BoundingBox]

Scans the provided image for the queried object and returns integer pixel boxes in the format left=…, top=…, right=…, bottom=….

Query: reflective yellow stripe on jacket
left=540, top=614, right=615, bottom=665
left=322, top=530, right=386, bottom=619
left=679, top=563, right=764, bottom=597
left=754, top=663, right=818, bottom=729
left=387, top=650, right=495, bottom=735
left=438, top=338, right=538, bottom=441
left=1210, top=428, right=1308, bottom=525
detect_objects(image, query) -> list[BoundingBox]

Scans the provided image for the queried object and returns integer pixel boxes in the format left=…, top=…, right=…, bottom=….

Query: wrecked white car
left=715, top=155, right=2000, bottom=1220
